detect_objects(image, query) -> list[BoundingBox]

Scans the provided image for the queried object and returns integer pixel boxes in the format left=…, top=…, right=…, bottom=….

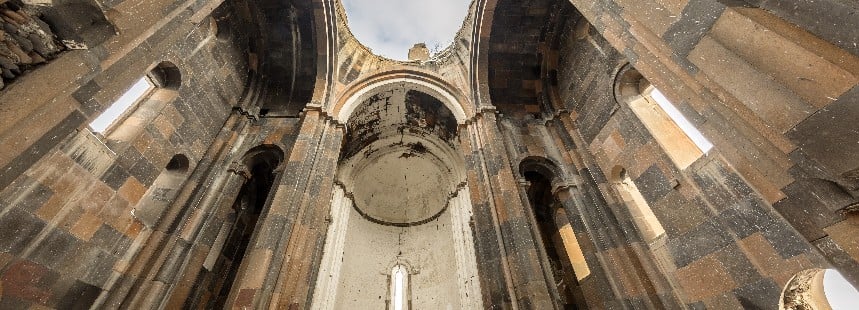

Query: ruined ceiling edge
left=309, top=0, right=338, bottom=108
left=329, top=70, right=474, bottom=124
left=330, top=0, right=479, bottom=63
left=469, top=0, right=498, bottom=108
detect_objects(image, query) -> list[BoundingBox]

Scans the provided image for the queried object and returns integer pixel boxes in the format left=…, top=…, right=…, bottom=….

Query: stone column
left=225, top=109, right=344, bottom=309
left=309, top=184, right=352, bottom=310
left=448, top=186, right=485, bottom=309
left=516, top=178, right=564, bottom=308
left=464, top=109, right=554, bottom=309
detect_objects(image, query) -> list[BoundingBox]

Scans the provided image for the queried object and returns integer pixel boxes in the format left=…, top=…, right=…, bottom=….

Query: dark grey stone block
left=0, top=208, right=46, bottom=254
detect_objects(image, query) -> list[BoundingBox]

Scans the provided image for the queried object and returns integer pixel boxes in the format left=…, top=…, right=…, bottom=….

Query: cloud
left=342, top=0, right=470, bottom=60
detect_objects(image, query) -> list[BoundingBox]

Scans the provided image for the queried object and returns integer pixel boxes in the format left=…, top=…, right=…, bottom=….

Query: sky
left=825, top=269, right=859, bottom=309
left=89, top=77, right=154, bottom=133
left=342, top=0, right=471, bottom=60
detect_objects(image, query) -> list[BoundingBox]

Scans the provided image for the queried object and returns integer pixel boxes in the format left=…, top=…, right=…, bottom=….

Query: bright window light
left=649, top=88, right=713, bottom=153
left=89, top=76, right=154, bottom=133
left=824, top=269, right=859, bottom=309
left=393, top=267, right=405, bottom=310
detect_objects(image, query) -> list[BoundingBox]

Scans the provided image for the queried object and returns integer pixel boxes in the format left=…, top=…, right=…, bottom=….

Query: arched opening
left=781, top=268, right=859, bottom=310
left=206, top=145, right=283, bottom=308
left=615, top=64, right=712, bottom=169
left=89, top=61, right=183, bottom=151
left=388, top=264, right=411, bottom=310
left=520, top=158, right=588, bottom=309
left=132, top=154, right=191, bottom=228
left=313, top=81, right=481, bottom=309
left=610, top=166, right=666, bottom=243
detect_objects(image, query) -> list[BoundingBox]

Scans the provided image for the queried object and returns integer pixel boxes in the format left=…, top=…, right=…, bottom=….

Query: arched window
left=88, top=61, right=181, bottom=150
left=207, top=145, right=282, bottom=308
left=610, top=167, right=666, bottom=243
left=88, top=76, right=156, bottom=133
left=389, top=264, right=410, bottom=310
left=781, top=268, right=859, bottom=309
left=520, top=158, right=589, bottom=308
left=615, top=65, right=713, bottom=169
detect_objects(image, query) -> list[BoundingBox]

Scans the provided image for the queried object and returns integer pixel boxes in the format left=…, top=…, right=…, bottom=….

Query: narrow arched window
left=132, top=154, right=190, bottom=228
left=87, top=61, right=181, bottom=151
left=616, top=65, right=713, bottom=169
left=389, top=264, right=410, bottom=310
left=611, top=167, right=665, bottom=243
left=88, top=76, right=156, bottom=133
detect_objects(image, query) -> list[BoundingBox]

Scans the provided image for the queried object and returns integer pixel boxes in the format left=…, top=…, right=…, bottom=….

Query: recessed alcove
left=311, top=79, right=482, bottom=309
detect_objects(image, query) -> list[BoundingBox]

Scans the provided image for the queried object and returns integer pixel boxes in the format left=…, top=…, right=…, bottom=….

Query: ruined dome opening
left=341, top=0, right=471, bottom=60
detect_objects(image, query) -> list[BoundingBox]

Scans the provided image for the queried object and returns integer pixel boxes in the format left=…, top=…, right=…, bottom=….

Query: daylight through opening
left=341, top=0, right=470, bottom=60
left=89, top=76, right=155, bottom=133
left=647, top=87, right=713, bottom=153
left=392, top=265, right=407, bottom=310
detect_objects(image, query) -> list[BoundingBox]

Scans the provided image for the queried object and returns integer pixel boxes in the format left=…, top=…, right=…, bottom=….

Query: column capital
left=227, top=161, right=251, bottom=180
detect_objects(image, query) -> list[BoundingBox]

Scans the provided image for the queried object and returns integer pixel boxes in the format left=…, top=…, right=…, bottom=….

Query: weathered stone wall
left=0, top=0, right=255, bottom=307
left=0, top=0, right=855, bottom=308
left=536, top=0, right=859, bottom=307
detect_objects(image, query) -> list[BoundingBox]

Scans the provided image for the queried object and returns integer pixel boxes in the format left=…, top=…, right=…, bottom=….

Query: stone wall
left=0, top=0, right=253, bottom=307
left=0, top=0, right=855, bottom=308
left=539, top=0, right=858, bottom=307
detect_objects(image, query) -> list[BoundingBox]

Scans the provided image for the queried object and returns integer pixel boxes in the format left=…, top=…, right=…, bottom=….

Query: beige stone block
left=153, top=114, right=175, bottom=139
left=824, top=218, right=859, bottom=264
left=654, top=0, right=688, bottom=15
left=711, top=8, right=858, bottom=109
left=690, top=36, right=815, bottom=133
left=118, top=177, right=147, bottom=206
left=601, top=130, right=625, bottom=163
left=675, top=254, right=737, bottom=301
left=616, top=0, right=676, bottom=35
left=241, top=249, right=273, bottom=289
left=736, top=232, right=813, bottom=287
left=70, top=211, right=103, bottom=241
left=35, top=195, right=66, bottom=222
left=125, top=219, right=145, bottom=238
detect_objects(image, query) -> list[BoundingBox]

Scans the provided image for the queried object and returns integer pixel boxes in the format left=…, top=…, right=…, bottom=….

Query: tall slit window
left=89, top=76, right=155, bottom=133
left=647, top=87, right=713, bottom=153
left=389, top=265, right=410, bottom=310
left=617, top=65, right=713, bottom=169
left=612, top=167, right=666, bottom=243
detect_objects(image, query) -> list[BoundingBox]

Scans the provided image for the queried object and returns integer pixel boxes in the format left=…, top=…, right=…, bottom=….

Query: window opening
left=342, top=0, right=470, bottom=60
left=208, top=152, right=279, bottom=308
left=781, top=268, right=859, bottom=310
left=626, top=83, right=713, bottom=169
left=132, top=154, right=190, bottom=228
left=613, top=168, right=665, bottom=242
left=392, top=265, right=407, bottom=310
left=824, top=269, right=859, bottom=309
left=524, top=170, right=587, bottom=308
left=647, top=87, right=713, bottom=153
left=89, top=76, right=155, bottom=133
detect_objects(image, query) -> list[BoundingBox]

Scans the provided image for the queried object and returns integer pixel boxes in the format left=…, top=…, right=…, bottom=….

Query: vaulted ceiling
left=486, top=0, right=577, bottom=117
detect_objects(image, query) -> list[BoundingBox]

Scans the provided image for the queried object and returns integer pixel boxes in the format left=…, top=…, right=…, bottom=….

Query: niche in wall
left=132, top=154, right=190, bottom=228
